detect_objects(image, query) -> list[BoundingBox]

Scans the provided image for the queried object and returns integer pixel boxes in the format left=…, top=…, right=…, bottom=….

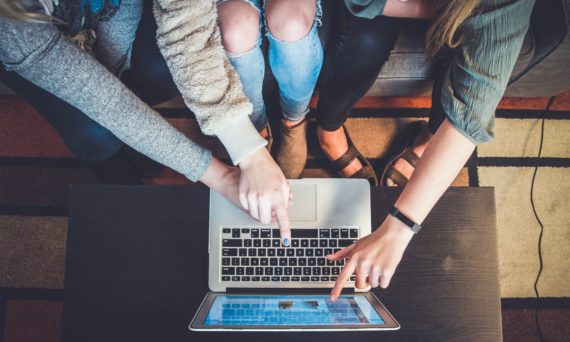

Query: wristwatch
left=388, top=206, right=422, bottom=234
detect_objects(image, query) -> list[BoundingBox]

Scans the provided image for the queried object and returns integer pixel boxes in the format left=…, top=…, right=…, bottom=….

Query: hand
left=327, top=215, right=415, bottom=300
left=238, top=148, right=292, bottom=246
left=199, top=157, right=243, bottom=208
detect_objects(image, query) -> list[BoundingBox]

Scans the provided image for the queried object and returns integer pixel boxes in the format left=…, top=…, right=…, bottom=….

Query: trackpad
left=288, top=184, right=317, bottom=222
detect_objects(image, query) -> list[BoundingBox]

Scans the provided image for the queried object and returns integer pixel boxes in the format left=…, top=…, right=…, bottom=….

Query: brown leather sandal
left=381, top=121, right=426, bottom=187
left=327, top=125, right=379, bottom=186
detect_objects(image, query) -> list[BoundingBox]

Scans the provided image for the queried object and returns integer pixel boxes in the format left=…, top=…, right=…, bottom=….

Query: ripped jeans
left=219, top=0, right=324, bottom=131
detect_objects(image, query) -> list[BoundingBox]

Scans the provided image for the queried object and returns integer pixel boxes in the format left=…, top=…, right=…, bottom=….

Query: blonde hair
left=0, top=0, right=53, bottom=22
left=426, top=0, right=480, bottom=56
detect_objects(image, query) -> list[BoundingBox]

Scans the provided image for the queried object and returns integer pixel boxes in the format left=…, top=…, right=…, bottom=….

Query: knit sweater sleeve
left=0, top=16, right=212, bottom=181
left=153, top=0, right=266, bottom=165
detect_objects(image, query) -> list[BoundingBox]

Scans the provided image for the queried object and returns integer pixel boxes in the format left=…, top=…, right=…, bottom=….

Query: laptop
left=190, top=178, right=400, bottom=331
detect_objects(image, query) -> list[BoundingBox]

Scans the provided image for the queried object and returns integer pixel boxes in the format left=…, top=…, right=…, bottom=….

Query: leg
left=265, top=0, right=323, bottom=178
left=121, top=0, right=180, bottom=106
left=217, top=0, right=268, bottom=133
left=0, top=68, right=141, bottom=184
left=265, top=0, right=323, bottom=123
left=315, top=2, right=400, bottom=177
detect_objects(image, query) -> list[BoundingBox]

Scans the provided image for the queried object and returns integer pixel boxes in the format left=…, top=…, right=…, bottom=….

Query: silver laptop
left=190, top=178, right=400, bottom=331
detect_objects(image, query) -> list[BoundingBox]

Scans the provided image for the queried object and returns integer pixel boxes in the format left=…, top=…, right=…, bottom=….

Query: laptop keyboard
left=220, top=228, right=358, bottom=283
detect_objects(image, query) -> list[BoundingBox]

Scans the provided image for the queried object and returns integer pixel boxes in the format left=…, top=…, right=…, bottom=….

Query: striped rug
left=1, top=92, right=569, bottom=341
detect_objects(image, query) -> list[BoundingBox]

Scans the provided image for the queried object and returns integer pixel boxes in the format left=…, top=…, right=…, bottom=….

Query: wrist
left=383, top=214, right=415, bottom=242
left=238, top=148, right=269, bottom=170
left=199, top=157, right=234, bottom=191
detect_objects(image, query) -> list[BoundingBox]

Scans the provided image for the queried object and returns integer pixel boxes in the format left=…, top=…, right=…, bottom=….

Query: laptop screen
left=203, top=295, right=385, bottom=326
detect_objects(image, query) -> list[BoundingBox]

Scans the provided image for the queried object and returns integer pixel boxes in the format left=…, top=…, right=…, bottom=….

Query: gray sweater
left=0, top=0, right=266, bottom=181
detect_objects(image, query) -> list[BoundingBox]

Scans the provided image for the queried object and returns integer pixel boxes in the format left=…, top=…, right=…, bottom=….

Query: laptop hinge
left=226, top=287, right=356, bottom=294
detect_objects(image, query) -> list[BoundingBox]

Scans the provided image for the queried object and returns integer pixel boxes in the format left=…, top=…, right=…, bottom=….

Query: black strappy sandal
left=381, top=121, right=427, bottom=187
left=327, top=125, right=379, bottom=186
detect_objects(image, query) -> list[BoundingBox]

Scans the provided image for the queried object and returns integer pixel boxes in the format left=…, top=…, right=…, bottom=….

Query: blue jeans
left=223, top=0, right=324, bottom=131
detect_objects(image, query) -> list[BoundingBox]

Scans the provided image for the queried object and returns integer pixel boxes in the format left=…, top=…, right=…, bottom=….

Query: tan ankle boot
left=276, top=118, right=308, bottom=179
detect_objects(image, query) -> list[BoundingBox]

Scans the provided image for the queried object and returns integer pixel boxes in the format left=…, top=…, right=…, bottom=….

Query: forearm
left=153, top=0, right=266, bottom=165
left=394, top=119, right=475, bottom=224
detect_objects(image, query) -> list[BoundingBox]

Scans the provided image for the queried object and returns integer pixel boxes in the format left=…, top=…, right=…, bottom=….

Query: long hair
left=426, top=0, right=481, bottom=55
left=0, top=0, right=53, bottom=22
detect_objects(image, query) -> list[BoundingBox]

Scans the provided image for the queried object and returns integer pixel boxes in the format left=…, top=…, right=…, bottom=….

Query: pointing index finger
left=275, top=205, right=291, bottom=247
left=331, top=260, right=356, bottom=301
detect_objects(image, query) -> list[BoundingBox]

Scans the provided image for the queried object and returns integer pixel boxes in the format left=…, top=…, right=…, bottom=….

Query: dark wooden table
left=62, top=185, right=501, bottom=341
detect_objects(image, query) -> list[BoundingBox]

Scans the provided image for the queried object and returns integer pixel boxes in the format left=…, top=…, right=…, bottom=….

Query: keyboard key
left=222, top=258, right=230, bottom=266
left=284, top=268, right=292, bottom=275
left=246, top=267, right=254, bottom=275
left=332, top=267, right=340, bottom=275
left=329, top=240, right=338, bottom=247
left=341, top=229, right=349, bottom=238
left=262, top=276, right=270, bottom=281
left=327, top=260, right=335, bottom=266
left=244, top=240, right=252, bottom=247
left=236, top=267, right=244, bottom=275
left=320, top=240, right=328, bottom=247
left=308, top=258, right=316, bottom=266
left=311, top=276, right=319, bottom=281
left=254, top=239, right=261, bottom=247
left=270, top=259, right=278, bottom=266
left=265, top=268, right=273, bottom=275
left=292, top=239, right=300, bottom=248
left=292, top=276, right=300, bottom=281
left=251, top=229, right=259, bottom=238
left=272, top=229, right=280, bottom=238
left=286, top=249, right=295, bottom=257
left=222, top=249, right=237, bottom=256
left=321, top=276, right=330, bottom=281
left=255, top=267, right=263, bottom=275
left=331, top=229, right=340, bottom=238
left=317, top=258, right=325, bottom=266
left=263, top=240, right=271, bottom=247
left=272, top=239, right=280, bottom=247
left=271, top=276, right=280, bottom=282
left=339, top=239, right=355, bottom=247
left=242, top=228, right=250, bottom=233
left=294, top=267, right=302, bottom=275
left=258, top=249, right=267, bottom=257
left=301, top=239, right=309, bottom=247
left=232, top=229, right=240, bottom=238
left=242, top=276, right=251, bottom=281
left=298, top=258, right=307, bottom=266
left=310, top=239, right=318, bottom=247
left=277, top=249, right=285, bottom=257
left=315, top=249, right=323, bottom=257
left=261, top=258, right=269, bottom=266
left=275, top=267, right=283, bottom=275
left=241, top=258, right=249, bottom=266
left=239, top=248, right=247, bottom=256
left=301, top=276, right=310, bottom=282
left=261, top=229, right=271, bottom=238
left=303, top=267, right=311, bottom=275
left=251, top=258, right=259, bottom=265
left=306, top=249, right=314, bottom=257
left=296, top=249, right=304, bottom=257
left=222, top=228, right=231, bottom=234
left=319, top=229, right=330, bottom=238
left=322, top=268, right=331, bottom=275
left=232, top=258, right=239, bottom=266
left=222, top=276, right=230, bottom=281
left=248, top=249, right=257, bottom=257
left=232, top=276, right=240, bottom=281
left=222, top=267, right=235, bottom=275
left=331, top=276, right=338, bottom=281
left=350, top=275, right=356, bottom=281
left=313, top=267, right=321, bottom=275
left=279, top=259, right=287, bottom=266
left=252, top=276, right=261, bottom=281
left=291, top=229, right=318, bottom=238
left=268, top=249, right=276, bottom=257
left=350, top=229, right=358, bottom=238
left=325, top=248, right=333, bottom=256
left=288, top=258, right=297, bottom=266
left=281, top=276, right=290, bottom=281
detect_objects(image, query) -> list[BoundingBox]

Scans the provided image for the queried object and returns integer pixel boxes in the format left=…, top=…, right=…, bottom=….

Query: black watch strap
left=389, top=207, right=421, bottom=234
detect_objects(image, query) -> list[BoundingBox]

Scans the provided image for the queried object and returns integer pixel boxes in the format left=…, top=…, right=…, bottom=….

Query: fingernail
left=283, top=238, right=290, bottom=247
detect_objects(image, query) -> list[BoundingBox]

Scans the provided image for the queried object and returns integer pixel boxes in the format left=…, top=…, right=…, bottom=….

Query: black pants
left=0, top=0, right=178, bottom=182
left=316, top=2, right=449, bottom=134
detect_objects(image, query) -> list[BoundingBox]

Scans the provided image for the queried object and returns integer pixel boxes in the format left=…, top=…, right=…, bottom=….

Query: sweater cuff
left=214, top=115, right=267, bottom=165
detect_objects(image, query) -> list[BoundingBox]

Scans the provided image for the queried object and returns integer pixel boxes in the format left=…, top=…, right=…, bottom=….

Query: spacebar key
left=291, top=229, right=318, bottom=238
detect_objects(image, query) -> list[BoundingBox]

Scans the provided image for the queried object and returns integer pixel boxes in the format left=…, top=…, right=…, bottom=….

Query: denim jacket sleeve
left=439, top=0, right=535, bottom=144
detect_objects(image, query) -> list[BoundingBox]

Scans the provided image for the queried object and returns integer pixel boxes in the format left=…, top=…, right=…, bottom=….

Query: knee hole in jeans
left=218, top=1, right=260, bottom=54
left=265, top=0, right=316, bottom=42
